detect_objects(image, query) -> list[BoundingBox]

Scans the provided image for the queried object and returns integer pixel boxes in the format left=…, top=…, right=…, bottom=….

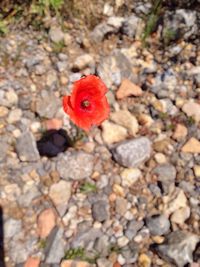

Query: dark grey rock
left=125, top=219, right=144, bottom=239
left=153, top=164, right=176, bottom=194
left=92, top=200, right=110, bottom=222
left=122, top=243, right=139, bottom=264
left=45, top=227, right=65, bottom=264
left=57, top=151, right=94, bottom=180
left=16, top=131, right=40, bottom=162
left=145, top=214, right=170, bottom=236
left=154, top=231, right=199, bottom=267
left=112, top=137, right=152, bottom=168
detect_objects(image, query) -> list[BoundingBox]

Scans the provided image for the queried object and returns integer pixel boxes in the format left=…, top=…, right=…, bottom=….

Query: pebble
left=49, top=180, right=71, bottom=207
left=37, top=208, right=56, bottom=238
left=57, top=151, right=94, bottom=180
left=110, top=110, right=139, bottom=136
left=116, top=79, right=143, bottom=99
left=112, top=137, right=152, bottom=168
left=115, top=197, right=127, bottom=216
left=173, top=124, right=188, bottom=140
left=182, top=101, right=200, bottom=122
left=193, top=165, right=200, bottom=177
left=16, top=131, right=40, bottom=162
left=170, top=206, right=190, bottom=225
left=24, top=257, right=40, bottom=267
left=181, top=138, right=200, bottom=153
left=49, top=26, right=64, bottom=43
left=138, top=253, right=151, bottom=267
left=0, top=106, right=8, bottom=117
left=102, top=121, right=128, bottom=144
left=7, top=108, right=22, bottom=124
left=4, top=218, right=22, bottom=239
left=73, top=54, right=94, bottom=70
left=92, top=200, right=110, bottom=222
left=145, top=214, right=170, bottom=236
left=120, top=168, right=141, bottom=187
left=117, top=236, right=129, bottom=247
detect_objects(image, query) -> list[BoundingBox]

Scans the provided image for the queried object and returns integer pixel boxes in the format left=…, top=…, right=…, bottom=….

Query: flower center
left=81, top=100, right=90, bottom=109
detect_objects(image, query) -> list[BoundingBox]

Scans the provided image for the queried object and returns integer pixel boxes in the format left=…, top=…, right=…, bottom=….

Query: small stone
left=24, top=257, right=40, bottom=267
left=116, top=79, right=143, bottom=99
left=102, top=121, right=128, bottom=145
left=154, top=153, right=167, bottom=164
left=121, top=168, right=141, bottom=187
left=0, top=106, right=8, bottom=117
left=49, top=27, right=64, bottom=43
left=138, top=253, right=151, bottom=267
left=113, top=184, right=125, bottom=197
left=63, top=33, right=72, bottom=46
left=56, top=61, right=68, bottom=72
left=30, top=121, right=41, bottom=133
left=193, top=165, right=200, bottom=177
left=4, top=218, right=22, bottom=239
left=57, top=151, right=94, bottom=180
left=37, top=208, right=56, bottom=238
left=181, top=138, right=200, bottom=153
left=73, top=54, right=94, bottom=70
left=117, top=236, right=129, bottom=247
left=61, top=260, right=91, bottom=267
left=171, top=206, right=190, bottom=225
left=7, top=108, right=22, bottom=124
left=145, top=214, right=170, bottom=236
left=5, top=90, right=18, bottom=106
left=97, top=258, right=113, bottom=267
left=44, top=118, right=63, bottom=130
left=182, top=101, right=200, bottom=122
left=153, top=139, right=170, bottom=153
left=164, top=189, right=188, bottom=216
left=49, top=180, right=71, bottom=206
left=16, top=131, right=40, bottom=162
left=95, top=235, right=110, bottom=257
left=112, top=137, right=152, bottom=168
left=115, top=197, right=127, bottom=216
left=60, top=75, right=68, bottom=85
left=110, top=110, right=139, bottom=136
left=173, top=124, right=188, bottom=140
left=155, top=231, right=199, bottom=267
left=125, top=219, right=144, bottom=239
left=92, top=200, right=109, bottom=222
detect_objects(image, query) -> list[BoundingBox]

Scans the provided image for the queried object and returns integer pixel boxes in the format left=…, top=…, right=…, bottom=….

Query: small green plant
left=30, top=0, right=64, bottom=17
left=80, top=182, right=97, bottom=194
left=142, top=0, right=163, bottom=45
left=163, top=28, right=177, bottom=45
left=187, top=116, right=195, bottom=126
left=64, top=247, right=99, bottom=264
left=0, top=20, right=8, bottom=36
left=51, top=40, right=65, bottom=53
left=38, top=239, right=47, bottom=249
left=109, top=244, right=122, bottom=254
left=158, top=112, right=169, bottom=120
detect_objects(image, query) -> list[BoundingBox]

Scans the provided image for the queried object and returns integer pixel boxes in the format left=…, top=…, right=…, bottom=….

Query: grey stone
left=115, top=197, right=128, bottom=216
left=97, top=258, right=113, bottom=267
left=0, top=141, right=8, bottom=162
left=92, top=200, right=109, bottom=222
left=49, top=27, right=64, bottom=43
left=16, top=131, right=40, bottom=162
left=97, top=50, right=138, bottom=88
left=153, top=164, right=176, bottom=194
left=56, top=61, right=68, bottom=72
left=72, top=228, right=102, bottom=248
left=145, top=214, right=170, bottom=236
left=35, top=91, right=60, bottom=119
left=125, top=219, right=144, bottom=239
left=122, top=15, right=142, bottom=38
left=45, top=228, right=65, bottom=264
left=18, top=185, right=41, bottom=207
left=94, top=235, right=110, bottom=257
left=121, top=244, right=139, bottom=264
left=57, top=151, right=94, bottom=180
left=112, top=137, right=152, bottom=168
left=4, top=218, right=22, bottom=239
left=155, top=231, right=199, bottom=267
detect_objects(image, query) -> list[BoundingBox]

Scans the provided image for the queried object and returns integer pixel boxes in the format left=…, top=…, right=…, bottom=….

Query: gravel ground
left=0, top=1, right=200, bottom=267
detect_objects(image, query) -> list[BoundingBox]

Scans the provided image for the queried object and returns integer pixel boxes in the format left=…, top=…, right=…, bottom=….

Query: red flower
left=63, top=75, right=109, bottom=131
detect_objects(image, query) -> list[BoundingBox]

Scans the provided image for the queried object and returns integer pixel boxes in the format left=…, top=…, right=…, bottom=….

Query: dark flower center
left=81, top=100, right=90, bottom=109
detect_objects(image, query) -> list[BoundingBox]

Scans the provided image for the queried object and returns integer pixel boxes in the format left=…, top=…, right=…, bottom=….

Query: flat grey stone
left=112, top=137, right=152, bottom=168
left=57, top=151, right=94, bottom=180
left=16, top=131, right=40, bottom=162
left=145, top=214, right=170, bottom=236
left=92, top=200, right=110, bottom=222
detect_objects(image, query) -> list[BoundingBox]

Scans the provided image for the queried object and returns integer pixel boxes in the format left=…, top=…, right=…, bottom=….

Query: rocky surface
left=0, top=1, right=200, bottom=267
